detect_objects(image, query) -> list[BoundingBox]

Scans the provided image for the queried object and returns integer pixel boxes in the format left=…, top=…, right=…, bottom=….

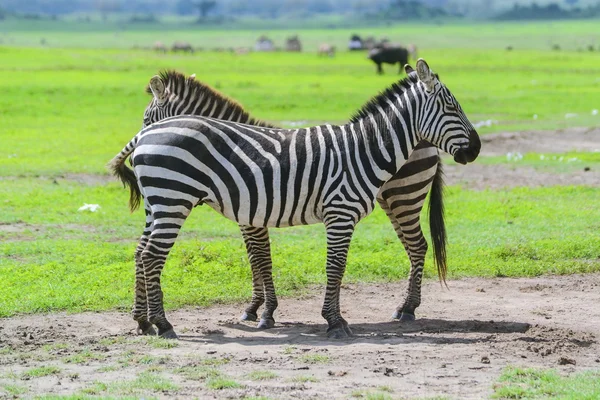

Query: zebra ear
left=416, top=59, right=435, bottom=91
left=149, top=75, right=167, bottom=103
left=189, top=73, right=196, bottom=80
left=404, top=64, right=415, bottom=74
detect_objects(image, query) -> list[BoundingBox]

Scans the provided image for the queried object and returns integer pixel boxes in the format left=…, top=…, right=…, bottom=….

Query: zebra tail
left=107, top=138, right=142, bottom=213
left=428, top=157, right=448, bottom=287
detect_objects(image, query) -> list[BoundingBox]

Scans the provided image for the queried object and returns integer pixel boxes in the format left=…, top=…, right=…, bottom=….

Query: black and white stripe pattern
left=110, top=59, right=480, bottom=339
left=140, top=69, right=446, bottom=327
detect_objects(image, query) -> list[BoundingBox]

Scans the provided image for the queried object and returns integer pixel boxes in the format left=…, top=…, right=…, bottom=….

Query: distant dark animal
left=286, top=35, right=302, bottom=52
left=552, top=44, right=561, bottom=51
left=506, top=45, right=513, bottom=51
left=348, top=34, right=363, bottom=51
left=368, top=46, right=409, bottom=75
left=171, top=41, right=194, bottom=53
left=588, top=45, right=595, bottom=52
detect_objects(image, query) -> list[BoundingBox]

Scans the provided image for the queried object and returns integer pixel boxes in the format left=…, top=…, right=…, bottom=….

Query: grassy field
left=2, top=18, right=600, bottom=51
left=492, top=367, right=600, bottom=399
left=1, top=27, right=600, bottom=318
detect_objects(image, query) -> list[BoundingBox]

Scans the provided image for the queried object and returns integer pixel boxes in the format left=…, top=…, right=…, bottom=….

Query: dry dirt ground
left=1, top=128, right=600, bottom=399
left=1, top=275, right=599, bottom=399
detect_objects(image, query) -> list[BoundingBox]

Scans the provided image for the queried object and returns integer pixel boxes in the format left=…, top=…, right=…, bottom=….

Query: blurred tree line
left=0, top=0, right=599, bottom=20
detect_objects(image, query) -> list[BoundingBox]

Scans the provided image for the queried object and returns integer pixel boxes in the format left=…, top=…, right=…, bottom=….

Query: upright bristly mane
left=349, top=73, right=420, bottom=123
left=146, top=70, right=275, bottom=128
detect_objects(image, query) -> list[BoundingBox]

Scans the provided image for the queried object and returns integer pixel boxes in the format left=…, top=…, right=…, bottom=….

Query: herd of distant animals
left=151, top=34, right=419, bottom=75
left=109, top=54, right=481, bottom=339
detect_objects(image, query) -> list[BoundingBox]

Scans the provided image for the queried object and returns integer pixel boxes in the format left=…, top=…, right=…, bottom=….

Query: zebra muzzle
left=453, top=129, right=481, bottom=165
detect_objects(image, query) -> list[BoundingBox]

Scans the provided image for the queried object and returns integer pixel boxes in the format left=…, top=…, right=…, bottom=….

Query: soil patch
left=1, top=274, right=599, bottom=399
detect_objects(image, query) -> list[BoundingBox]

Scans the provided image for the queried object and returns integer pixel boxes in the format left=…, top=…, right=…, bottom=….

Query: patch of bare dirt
left=1, top=274, right=599, bottom=399
left=443, top=127, right=600, bottom=190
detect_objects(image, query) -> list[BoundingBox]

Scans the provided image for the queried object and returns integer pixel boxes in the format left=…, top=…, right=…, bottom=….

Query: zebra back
left=143, top=70, right=275, bottom=129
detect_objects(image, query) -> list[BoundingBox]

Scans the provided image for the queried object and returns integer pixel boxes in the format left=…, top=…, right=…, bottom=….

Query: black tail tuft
left=428, top=157, right=447, bottom=286
left=108, top=155, right=141, bottom=213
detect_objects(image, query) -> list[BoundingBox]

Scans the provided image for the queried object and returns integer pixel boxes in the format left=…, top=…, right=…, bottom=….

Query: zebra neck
left=350, top=106, right=419, bottom=183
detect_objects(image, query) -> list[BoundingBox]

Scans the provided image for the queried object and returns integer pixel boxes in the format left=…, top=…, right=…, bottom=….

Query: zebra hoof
left=241, top=312, right=258, bottom=322
left=391, top=310, right=402, bottom=320
left=399, top=313, right=416, bottom=322
left=136, top=321, right=157, bottom=336
left=327, top=321, right=353, bottom=339
left=159, top=329, right=178, bottom=339
left=257, top=318, right=275, bottom=329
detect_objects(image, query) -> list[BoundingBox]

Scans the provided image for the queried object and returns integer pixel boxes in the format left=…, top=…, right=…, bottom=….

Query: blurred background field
left=1, top=0, right=600, bottom=317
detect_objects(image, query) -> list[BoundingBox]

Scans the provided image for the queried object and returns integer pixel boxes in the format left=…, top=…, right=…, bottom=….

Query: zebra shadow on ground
left=179, top=318, right=531, bottom=347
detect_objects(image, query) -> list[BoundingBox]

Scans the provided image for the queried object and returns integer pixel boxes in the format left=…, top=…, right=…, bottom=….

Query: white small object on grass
left=78, top=203, right=101, bottom=212
left=506, top=152, right=523, bottom=162
left=533, top=114, right=538, bottom=120
left=592, top=109, right=598, bottom=116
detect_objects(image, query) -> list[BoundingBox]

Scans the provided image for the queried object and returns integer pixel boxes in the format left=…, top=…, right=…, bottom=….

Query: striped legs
left=131, top=188, right=193, bottom=339
left=322, top=213, right=356, bottom=339
left=239, top=226, right=278, bottom=329
left=377, top=144, right=439, bottom=321
left=132, top=203, right=156, bottom=336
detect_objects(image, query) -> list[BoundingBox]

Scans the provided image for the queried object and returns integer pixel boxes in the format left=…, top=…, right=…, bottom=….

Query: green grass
left=1, top=24, right=600, bottom=318
left=3, top=19, right=600, bottom=51
left=21, top=365, right=61, bottom=378
left=246, top=370, right=278, bottom=381
left=1, top=181, right=599, bottom=317
left=1, top=383, right=27, bottom=396
left=297, top=354, right=331, bottom=364
left=492, top=367, right=600, bottom=399
left=290, top=374, right=319, bottom=383
left=63, top=349, right=106, bottom=364
left=206, top=376, right=244, bottom=390
left=175, top=365, right=222, bottom=381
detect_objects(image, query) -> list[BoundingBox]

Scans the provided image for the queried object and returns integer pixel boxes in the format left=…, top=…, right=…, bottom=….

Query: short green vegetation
left=21, top=366, right=61, bottom=378
left=206, top=376, right=244, bottom=390
left=246, top=370, right=278, bottom=381
left=492, top=367, right=600, bottom=399
left=297, top=354, right=331, bottom=364
left=1, top=22, right=599, bottom=320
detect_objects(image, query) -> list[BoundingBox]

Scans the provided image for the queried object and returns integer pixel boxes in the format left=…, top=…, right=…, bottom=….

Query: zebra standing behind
left=140, top=69, right=448, bottom=331
left=109, top=59, right=480, bottom=339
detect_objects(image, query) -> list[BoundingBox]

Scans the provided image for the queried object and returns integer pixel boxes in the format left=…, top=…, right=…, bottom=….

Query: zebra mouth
left=453, top=130, right=481, bottom=165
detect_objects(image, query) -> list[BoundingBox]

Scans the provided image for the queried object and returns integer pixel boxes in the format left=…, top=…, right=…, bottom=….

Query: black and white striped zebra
left=141, top=69, right=447, bottom=328
left=109, top=59, right=480, bottom=339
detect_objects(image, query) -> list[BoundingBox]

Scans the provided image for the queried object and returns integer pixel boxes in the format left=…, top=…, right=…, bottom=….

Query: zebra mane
left=145, top=70, right=275, bottom=128
left=349, top=73, right=420, bottom=123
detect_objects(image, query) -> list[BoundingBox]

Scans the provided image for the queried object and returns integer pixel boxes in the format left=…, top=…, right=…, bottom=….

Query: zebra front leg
left=240, top=226, right=279, bottom=329
left=321, top=215, right=355, bottom=339
left=142, top=212, right=190, bottom=339
left=133, top=204, right=157, bottom=335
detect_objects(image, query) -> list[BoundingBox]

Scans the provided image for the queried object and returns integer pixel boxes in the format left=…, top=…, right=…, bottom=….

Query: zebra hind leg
left=321, top=214, right=356, bottom=339
left=142, top=210, right=191, bottom=339
left=240, top=226, right=278, bottom=329
left=378, top=191, right=430, bottom=322
left=133, top=201, right=157, bottom=335
left=239, top=226, right=266, bottom=322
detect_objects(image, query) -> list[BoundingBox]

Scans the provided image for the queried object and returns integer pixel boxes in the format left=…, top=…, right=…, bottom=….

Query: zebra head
left=142, top=72, right=197, bottom=128
left=409, top=59, right=481, bottom=165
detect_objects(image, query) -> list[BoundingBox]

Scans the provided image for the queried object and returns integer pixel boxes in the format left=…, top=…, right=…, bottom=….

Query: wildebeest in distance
left=368, top=46, right=409, bottom=75
left=171, top=41, right=194, bottom=53
left=318, top=43, right=336, bottom=57
left=153, top=41, right=167, bottom=53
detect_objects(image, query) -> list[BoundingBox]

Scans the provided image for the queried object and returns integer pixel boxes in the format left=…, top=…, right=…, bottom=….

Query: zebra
left=141, top=69, right=448, bottom=328
left=109, top=59, right=480, bottom=339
